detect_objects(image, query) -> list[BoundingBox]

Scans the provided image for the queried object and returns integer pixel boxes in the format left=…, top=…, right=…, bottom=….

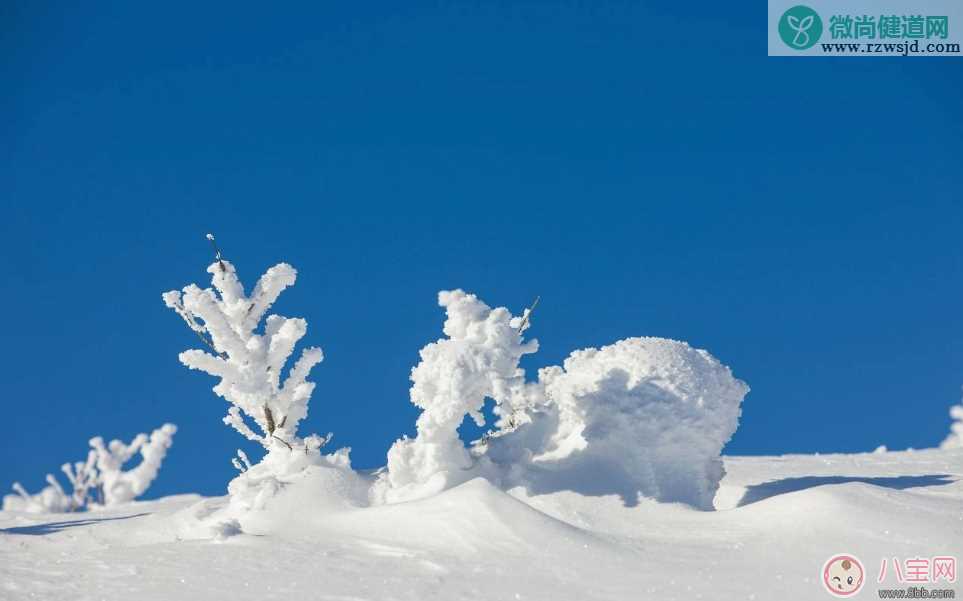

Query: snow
left=941, top=404, right=963, bottom=449
left=2, top=448, right=959, bottom=600
left=502, top=337, right=747, bottom=509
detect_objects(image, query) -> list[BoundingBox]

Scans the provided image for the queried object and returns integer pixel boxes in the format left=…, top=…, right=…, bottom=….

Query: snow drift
left=507, top=337, right=748, bottom=509
left=4, top=449, right=960, bottom=601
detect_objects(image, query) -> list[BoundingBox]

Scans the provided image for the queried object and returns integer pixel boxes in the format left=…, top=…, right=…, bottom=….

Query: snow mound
left=174, top=448, right=368, bottom=540
left=328, top=477, right=597, bottom=555
left=511, top=337, right=748, bottom=509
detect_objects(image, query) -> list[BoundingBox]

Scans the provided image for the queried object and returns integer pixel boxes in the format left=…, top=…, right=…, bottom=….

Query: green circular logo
left=778, top=5, right=822, bottom=50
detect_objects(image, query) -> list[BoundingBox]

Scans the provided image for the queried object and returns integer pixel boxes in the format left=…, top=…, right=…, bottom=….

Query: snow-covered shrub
left=89, top=423, right=177, bottom=505
left=2, top=456, right=94, bottom=513
left=4, top=479, right=73, bottom=513
left=505, top=338, right=748, bottom=509
left=375, top=290, right=541, bottom=503
left=4, top=482, right=66, bottom=513
left=3, top=424, right=177, bottom=513
left=163, top=250, right=323, bottom=453
left=163, top=238, right=356, bottom=533
left=940, top=404, right=963, bottom=449
left=375, top=289, right=748, bottom=510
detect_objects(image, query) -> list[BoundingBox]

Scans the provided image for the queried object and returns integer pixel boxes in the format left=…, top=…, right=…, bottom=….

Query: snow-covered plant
left=4, top=478, right=73, bottom=513
left=162, top=236, right=324, bottom=454
left=61, top=450, right=100, bottom=509
left=89, top=424, right=178, bottom=505
left=5, top=452, right=98, bottom=513
left=377, top=290, right=541, bottom=503
left=3, top=424, right=177, bottom=513
left=517, top=338, right=748, bottom=509
left=940, top=403, right=963, bottom=449
left=376, top=288, right=748, bottom=510
left=162, top=238, right=366, bottom=538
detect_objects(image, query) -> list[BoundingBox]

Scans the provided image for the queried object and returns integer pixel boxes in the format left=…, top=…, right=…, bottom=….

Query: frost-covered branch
left=232, top=449, right=252, bottom=473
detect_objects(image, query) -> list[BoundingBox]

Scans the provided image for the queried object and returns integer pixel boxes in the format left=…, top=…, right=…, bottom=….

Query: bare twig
left=206, top=233, right=226, bottom=272
left=516, top=295, right=540, bottom=332
left=192, top=328, right=226, bottom=359
left=272, top=435, right=293, bottom=450
left=263, top=405, right=293, bottom=450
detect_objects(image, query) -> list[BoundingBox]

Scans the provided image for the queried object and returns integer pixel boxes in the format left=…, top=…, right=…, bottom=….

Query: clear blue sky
left=2, top=3, right=961, bottom=498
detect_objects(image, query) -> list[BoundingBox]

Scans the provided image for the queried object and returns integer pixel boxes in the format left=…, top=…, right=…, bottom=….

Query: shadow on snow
left=1, top=512, right=149, bottom=535
left=737, top=474, right=956, bottom=507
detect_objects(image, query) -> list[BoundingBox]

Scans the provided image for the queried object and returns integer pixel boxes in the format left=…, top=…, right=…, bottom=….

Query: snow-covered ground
left=2, top=448, right=960, bottom=601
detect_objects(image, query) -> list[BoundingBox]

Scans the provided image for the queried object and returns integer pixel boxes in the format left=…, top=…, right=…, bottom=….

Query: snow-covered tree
left=3, top=424, right=177, bottom=513
left=376, top=290, right=541, bottom=503
left=940, top=404, right=963, bottom=449
left=162, top=237, right=324, bottom=454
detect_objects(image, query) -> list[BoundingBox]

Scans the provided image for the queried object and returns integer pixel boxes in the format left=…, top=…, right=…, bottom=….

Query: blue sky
left=2, top=3, right=962, bottom=498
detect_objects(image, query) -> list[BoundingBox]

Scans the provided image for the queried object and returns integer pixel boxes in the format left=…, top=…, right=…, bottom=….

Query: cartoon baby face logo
left=822, top=554, right=865, bottom=597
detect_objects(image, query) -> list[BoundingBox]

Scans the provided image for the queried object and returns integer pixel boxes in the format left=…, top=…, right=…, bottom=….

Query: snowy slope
left=1, top=449, right=960, bottom=601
